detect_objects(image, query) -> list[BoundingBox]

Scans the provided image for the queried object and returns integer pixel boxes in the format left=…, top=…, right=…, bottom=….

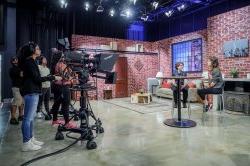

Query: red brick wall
left=207, top=5, right=250, bottom=78
left=71, top=35, right=158, bottom=99
left=156, top=5, right=250, bottom=78
left=71, top=6, right=250, bottom=99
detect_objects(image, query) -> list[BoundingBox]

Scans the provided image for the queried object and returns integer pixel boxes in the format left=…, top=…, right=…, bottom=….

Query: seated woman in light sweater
left=36, top=56, right=52, bottom=120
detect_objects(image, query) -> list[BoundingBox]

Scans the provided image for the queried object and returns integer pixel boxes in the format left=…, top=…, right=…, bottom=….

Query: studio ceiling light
left=141, top=14, right=148, bottom=21
left=130, top=0, right=137, bottom=5
left=60, top=0, right=68, bottom=8
left=152, top=1, right=159, bottom=9
left=126, top=9, right=132, bottom=18
left=97, top=5, right=104, bottom=12
left=84, top=2, right=90, bottom=11
left=97, top=0, right=104, bottom=13
left=165, top=10, right=173, bottom=17
left=177, top=4, right=186, bottom=11
left=109, top=9, right=115, bottom=17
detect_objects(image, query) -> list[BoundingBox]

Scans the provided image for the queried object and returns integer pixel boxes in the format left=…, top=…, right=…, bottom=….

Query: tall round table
left=158, top=76, right=203, bottom=128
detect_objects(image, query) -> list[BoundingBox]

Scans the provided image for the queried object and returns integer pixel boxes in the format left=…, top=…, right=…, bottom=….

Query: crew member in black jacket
left=18, top=42, right=59, bottom=152
left=9, top=56, right=24, bottom=125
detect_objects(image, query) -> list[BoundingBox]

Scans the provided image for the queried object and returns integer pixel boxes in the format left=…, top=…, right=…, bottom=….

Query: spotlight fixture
left=152, top=1, right=159, bottom=9
left=130, top=0, right=137, bottom=5
left=60, top=0, right=68, bottom=8
left=97, top=5, right=104, bottom=13
left=177, top=4, right=186, bottom=11
left=97, top=0, right=104, bottom=13
left=141, top=14, right=148, bottom=21
left=109, top=9, right=115, bottom=17
left=121, top=9, right=132, bottom=18
left=84, top=2, right=90, bottom=11
left=125, top=9, right=132, bottom=18
left=165, top=10, right=173, bottom=17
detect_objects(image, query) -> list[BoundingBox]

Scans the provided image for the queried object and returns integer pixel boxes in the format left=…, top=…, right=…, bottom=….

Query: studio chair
left=212, top=82, right=225, bottom=114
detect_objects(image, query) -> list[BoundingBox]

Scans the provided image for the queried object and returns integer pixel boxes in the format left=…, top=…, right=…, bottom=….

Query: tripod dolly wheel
left=98, top=127, right=104, bottom=133
left=86, top=140, right=97, bottom=150
left=74, top=116, right=79, bottom=121
left=55, top=132, right=64, bottom=140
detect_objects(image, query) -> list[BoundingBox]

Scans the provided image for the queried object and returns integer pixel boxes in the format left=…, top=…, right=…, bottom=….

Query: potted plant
left=230, top=67, right=239, bottom=78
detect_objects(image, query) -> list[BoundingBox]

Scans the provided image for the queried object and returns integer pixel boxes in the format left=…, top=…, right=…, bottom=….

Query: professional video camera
left=53, top=38, right=118, bottom=150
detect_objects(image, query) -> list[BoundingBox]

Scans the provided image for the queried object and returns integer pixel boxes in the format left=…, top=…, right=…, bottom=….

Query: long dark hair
left=17, top=42, right=38, bottom=70
left=209, top=56, right=219, bottom=69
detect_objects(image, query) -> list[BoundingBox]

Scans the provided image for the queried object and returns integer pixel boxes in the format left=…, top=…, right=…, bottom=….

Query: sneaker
left=183, top=103, right=187, bottom=108
left=10, top=118, right=19, bottom=125
left=44, top=114, right=52, bottom=121
left=31, top=137, right=44, bottom=146
left=22, top=139, right=41, bottom=152
left=64, top=122, right=77, bottom=129
left=36, top=112, right=43, bottom=119
left=18, top=115, right=23, bottom=121
left=52, top=120, right=64, bottom=126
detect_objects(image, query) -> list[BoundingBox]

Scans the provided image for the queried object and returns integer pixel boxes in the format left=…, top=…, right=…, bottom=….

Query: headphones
left=10, top=56, right=18, bottom=64
left=27, top=41, right=37, bottom=56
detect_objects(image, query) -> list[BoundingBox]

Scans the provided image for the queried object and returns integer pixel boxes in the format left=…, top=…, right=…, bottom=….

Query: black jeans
left=51, top=84, right=70, bottom=123
left=173, top=88, right=188, bottom=104
left=197, top=88, right=222, bottom=100
left=37, top=88, right=51, bottom=114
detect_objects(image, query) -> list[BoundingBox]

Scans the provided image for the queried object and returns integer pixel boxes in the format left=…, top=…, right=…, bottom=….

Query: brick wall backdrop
left=70, top=5, right=250, bottom=99
left=71, top=35, right=158, bottom=99
left=156, top=5, right=250, bottom=78
left=207, top=5, right=250, bottom=78
left=155, top=30, right=208, bottom=77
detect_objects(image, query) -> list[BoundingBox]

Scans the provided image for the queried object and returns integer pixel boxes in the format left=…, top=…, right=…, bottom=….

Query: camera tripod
left=55, top=84, right=104, bottom=150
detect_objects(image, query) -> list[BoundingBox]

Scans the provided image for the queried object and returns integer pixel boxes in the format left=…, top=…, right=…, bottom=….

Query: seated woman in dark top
left=172, top=62, right=188, bottom=108
left=197, top=56, right=224, bottom=112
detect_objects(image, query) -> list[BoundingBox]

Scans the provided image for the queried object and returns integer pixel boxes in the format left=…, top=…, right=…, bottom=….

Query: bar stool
left=212, top=83, right=225, bottom=114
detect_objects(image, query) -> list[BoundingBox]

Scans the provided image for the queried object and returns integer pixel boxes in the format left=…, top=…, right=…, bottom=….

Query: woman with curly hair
left=197, top=56, right=224, bottom=112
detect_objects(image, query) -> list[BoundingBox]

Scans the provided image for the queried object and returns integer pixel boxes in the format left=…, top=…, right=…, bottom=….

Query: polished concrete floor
left=0, top=98, right=250, bottom=166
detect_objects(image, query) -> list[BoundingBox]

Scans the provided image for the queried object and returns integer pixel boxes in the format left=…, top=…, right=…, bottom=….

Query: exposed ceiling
left=16, top=0, right=223, bottom=22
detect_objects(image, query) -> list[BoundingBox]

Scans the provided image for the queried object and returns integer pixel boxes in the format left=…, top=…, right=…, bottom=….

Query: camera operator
left=51, top=55, right=76, bottom=128
left=18, top=42, right=61, bottom=152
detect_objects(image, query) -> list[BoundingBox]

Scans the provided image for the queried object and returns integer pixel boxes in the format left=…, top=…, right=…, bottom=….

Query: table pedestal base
left=163, top=119, right=196, bottom=128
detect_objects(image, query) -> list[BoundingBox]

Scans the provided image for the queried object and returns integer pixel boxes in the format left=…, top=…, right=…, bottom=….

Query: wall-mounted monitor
left=224, top=39, right=249, bottom=58
left=172, top=38, right=202, bottom=74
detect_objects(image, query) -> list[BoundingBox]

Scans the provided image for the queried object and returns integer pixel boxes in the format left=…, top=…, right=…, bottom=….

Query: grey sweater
left=209, top=68, right=223, bottom=88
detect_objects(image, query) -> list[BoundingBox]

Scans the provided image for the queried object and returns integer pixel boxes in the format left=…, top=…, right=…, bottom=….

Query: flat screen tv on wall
left=172, top=38, right=202, bottom=74
left=223, top=39, right=249, bottom=58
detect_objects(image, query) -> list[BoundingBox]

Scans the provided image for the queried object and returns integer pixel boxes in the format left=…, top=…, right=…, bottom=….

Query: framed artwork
left=224, top=39, right=249, bottom=58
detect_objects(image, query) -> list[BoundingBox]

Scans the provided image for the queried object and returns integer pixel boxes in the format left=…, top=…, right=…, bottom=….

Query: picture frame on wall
left=223, top=39, right=249, bottom=58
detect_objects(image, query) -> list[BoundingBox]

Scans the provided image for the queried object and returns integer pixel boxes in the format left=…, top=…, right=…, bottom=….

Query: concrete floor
left=0, top=98, right=250, bottom=166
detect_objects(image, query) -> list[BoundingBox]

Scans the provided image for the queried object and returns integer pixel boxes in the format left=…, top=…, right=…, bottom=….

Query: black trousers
left=173, top=87, right=188, bottom=104
left=51, top=84, right=71, bottom=123
left=197, top=88, right=222, bottom=100
left=37, top=88, right=51, bottom=114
